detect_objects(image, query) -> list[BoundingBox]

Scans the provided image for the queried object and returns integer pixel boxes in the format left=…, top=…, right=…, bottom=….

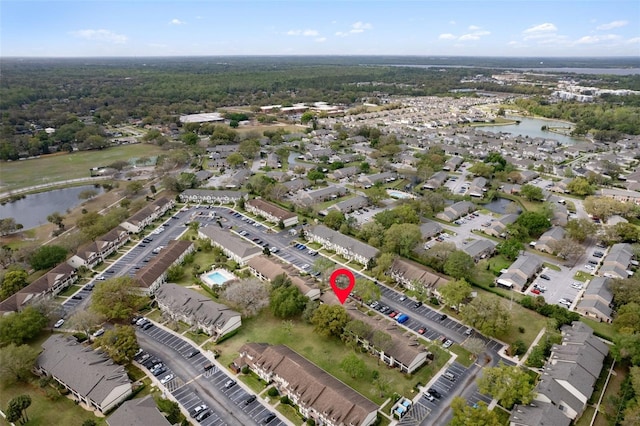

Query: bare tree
left=69, top=310, right=105, bottom=338
left=221, top=279, right=269, bottom=317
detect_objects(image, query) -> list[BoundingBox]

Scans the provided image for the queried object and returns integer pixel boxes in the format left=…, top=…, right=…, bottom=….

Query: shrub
left=280, top=395, right=290, bottom=405
left=518, top=326, right=525, bottom=333
left=267, top=387, right=279, bottom=397
left=241, top=366, right=250, bottom=375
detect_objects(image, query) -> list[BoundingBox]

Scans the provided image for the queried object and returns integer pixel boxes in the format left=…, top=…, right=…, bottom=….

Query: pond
left=483, top=197, right=521, bottom=215
left=0, top=185, right=105, bottom=231
left=477, top=115, right=584, bottom=145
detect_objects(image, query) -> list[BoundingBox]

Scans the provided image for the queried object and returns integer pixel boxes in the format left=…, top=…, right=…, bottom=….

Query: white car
left=54, top=319, right=65, bottom=328
left=160, top=374, right=174, bottom=384
left=92, top=328, right=105, bottom=338
left=585, top=264, right=596, bottom=271
left=571, top=283, right=583, bottom=290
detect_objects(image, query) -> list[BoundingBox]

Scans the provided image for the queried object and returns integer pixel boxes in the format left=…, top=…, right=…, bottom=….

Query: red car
left=389, top=311, right=398, bottom=318
left=418, top=328, right=426, bottom=335
left=531, top=288, right=541, bottom=295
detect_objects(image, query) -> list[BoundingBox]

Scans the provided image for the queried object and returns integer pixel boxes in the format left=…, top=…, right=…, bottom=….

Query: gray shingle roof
left=198, top=227, right=262, bottom=260
left=107, top=395, right=171, bottom=426
left=306, top=225, right=379, bottom=260
left=155, top=283, right=240, bottom=329
left=37, top=335, right=131, bottom=407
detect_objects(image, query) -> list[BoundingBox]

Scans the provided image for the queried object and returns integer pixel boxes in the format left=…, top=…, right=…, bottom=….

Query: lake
left=477, top=115, right=583, bottom=145
left=0, top=185, right=104, bottom=230
left=484, top=197, right=521, bottom=215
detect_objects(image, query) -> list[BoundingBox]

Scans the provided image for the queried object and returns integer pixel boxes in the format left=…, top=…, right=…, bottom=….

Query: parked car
left=92, top=328, right=105, bottom=338
left=439, top=314, right=448, bottom=321
left=224, top=380, right=236, bottom=389
left=152, top=366, right=167, bottom=377
left=396, top=314, right=409, bottom=324
left=423, top=392, right=435, bottom=402
left=442, top=339, right=453, bottom=348
left=418, top=327, right=426, bottom=335
left=160, top=373, right=174, bottom=384
left=187, top=349, right=200, bottom=358
left=54, top=319, right=65, bottom=328
left=540, top=274, right=551, bottom=280
left=71, top=294, right=83, bottom=300
left=190, top=404, right=208, bottom=418
left=245, top=395, right=257, bottom=405
left=195, top=410, right=211, bottom=422
left=261, top=413, right=276, bottom=424
left=414, top=301, right=423, bottom=308
left=428, top=388, right=442, bottom=398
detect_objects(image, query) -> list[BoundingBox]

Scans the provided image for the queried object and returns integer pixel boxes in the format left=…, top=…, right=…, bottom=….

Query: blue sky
left=2, top=0, right=639, bottom=57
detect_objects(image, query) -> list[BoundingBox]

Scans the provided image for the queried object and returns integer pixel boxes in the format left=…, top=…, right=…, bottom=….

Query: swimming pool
left=201, top=269, right=236, bottom=286
left=387, top=189, right=416, bottom=199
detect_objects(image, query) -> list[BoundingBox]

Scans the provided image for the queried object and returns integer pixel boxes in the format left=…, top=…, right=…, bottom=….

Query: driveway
left=136, top=322, right=288, bottom=426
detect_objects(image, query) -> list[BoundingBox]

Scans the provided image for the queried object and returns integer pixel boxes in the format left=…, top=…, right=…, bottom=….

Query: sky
left=2, top=0, right=639, bottom=57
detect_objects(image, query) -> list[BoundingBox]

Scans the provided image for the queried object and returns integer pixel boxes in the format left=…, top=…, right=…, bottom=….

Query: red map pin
left=329, top=268, right=356, bottom=304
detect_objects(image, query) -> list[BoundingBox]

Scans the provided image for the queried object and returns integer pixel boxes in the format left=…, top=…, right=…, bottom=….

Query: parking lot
left=425, top=211, right=496, bottom=251
left=137, top=321, right=285, bottom=426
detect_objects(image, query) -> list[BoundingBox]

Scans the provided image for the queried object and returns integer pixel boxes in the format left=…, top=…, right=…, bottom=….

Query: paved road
left=137, top=325, right=287, bottom=426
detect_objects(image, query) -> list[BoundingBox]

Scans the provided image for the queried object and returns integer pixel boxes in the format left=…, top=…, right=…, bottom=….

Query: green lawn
left=276, top=403, right=304, bottom=425
left=214, top=310, right=450, bottom=405
left=0, top=380, right=106, bottom=426
left=542, top=262, right=561, bottom=271
left=185, top=330, right=210, bottom=346
left=574, top=271, right=592, bottom=282
left=448, top=345, right=474, bottom=368
left=238, top=373, right=268, bottom=394
left=580, top=317, right=617, bottom=342
left=0, top=144, right=166, bottom=192
left=57, top=285, right=81, bottom=298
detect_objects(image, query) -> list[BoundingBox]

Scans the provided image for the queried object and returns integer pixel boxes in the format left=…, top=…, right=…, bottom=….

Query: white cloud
left=170, top=19, right=186, bottom=25
left=438, top=33, right=456, bottom=40
left=449, top=20, right=456, bottom=25
left=335, top=31, right=348, bottom=37
left=350, top=21, right=373, bottom=34
left=287, top=29, right=320, bottom=37
left=596, top=20, right=628, bottom=30
left=523, top=23, right=557, bottom=34
left=70, top=29, right=127, bottom=44
left=468, top=25, right=481, bottom=31
left=315, top=37, right=327, bottom=43
left=627, top=37, right=640, bottom=44
left=575, top=34, right=621, bottom=44
left=459, top=30, right=490, bottom=41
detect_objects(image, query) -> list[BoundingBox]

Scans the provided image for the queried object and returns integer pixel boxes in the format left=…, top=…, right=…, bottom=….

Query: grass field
left=214, top=309, right=450, bottom=405
left=0, top=144, right=166, bottom=192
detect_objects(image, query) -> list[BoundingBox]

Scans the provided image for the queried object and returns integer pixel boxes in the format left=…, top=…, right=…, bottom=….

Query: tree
left=96, top=325, right=139, bottom=364
left=371, top=252, right=396, bottom=280
left=0, top=218, right=23, bottom=236
left=371, top=330, right=393, bottom=353
left=565, top=218, right=597, bottom=243
left=125, top=181, right=143, bottom=195
left=567, top=177, right=595, bottom=196
left=342, top=320, right=372, bottom=342
left=29, top=245, right=67, bottom=270
left=461, top=296, right=512, bottom=337
left=340, top=353, right=367, bottom=379
left=584, top=196, right=630, bottom=222
left=468, top=162, right=493, bottom=178
left=476, top=363, right=536, bottom=408
left=443, top=251, right=474, bottom=280
left=166, top=264, right=184, bottom=281
left=7, top=394, right=31, bottom=425
left=311, top=304, right=349, bottom=337
left=613, top=222, right=640, bottom=243
left=221, top=279, right=270, bottom=317
left=613, top=303, right=640, bottom=334
left=423, top=242, right=456, bottom=272
left=450, top=397, right=501, bottom=426
left=520, top=184, right=544, bottom=202
left=0, top=344, right=39, bottom=385
left=181, top=132, right=199, bottom=145
left=311, top=257, right=335, bottom=285
left=0, top=306, right=48, bottom=346
left=226, top=152, right=245, bottom=168
left=383, top=223, right=422, bottom=256
left=549, top=237, right=586, bottom=263
left=238, top=139, right=260, bottom=160
left=47, top=212, right=65, bottom=230
left=496, top=238, right=523, bottom=261
left=69, top=310, right=105, bottom=339
left=514, top=211, right=550, bottom=238
left=307, top=169, right=325, bottom=183
left=91, top=276, right=148, bottom=321
left=439, top=279, right=472, bottom=311
left=324, top=210, right=346, bottom=230
left=0, top=269, right=28, bottom=301
left=365, top=186, right=387, bottom=206
left=270, top=284, right=308, bottom=318
left=354, top=278, right=380, bottom=305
